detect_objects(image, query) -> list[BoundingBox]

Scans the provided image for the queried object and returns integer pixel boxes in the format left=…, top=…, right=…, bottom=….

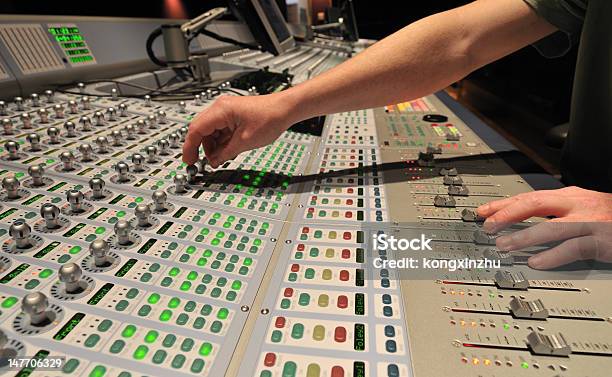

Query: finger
left=201, top=137, right=217, bottom=157
left=528, top=235, right=599, bottom=269
left=496, top=220, right=591, bottom=251
left=182, top=129, right=204, bottom=164
left=477, top=195, right=521, bottom=217
left=209, top=135, right=243, bottom=167
left=182, top=109, right=229, bottom=164
left=482, top=194, right=572, bottom=233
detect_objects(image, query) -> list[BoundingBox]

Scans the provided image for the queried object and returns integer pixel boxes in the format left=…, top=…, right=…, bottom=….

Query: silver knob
left=0, top=100, right=6, bottom=116
left=28, top=165, right=45, bottom=187
left=186, top=164, right=198, bottom=184
left=81, top=96, right=91, bottom=110
left=21, top=292, right=50, bottom=326
left=134, top=203, right=152, bottom=227
left=95, top=136, right=109, bottom=154
left=20, top=113, right=32, bottom=129
left=47, top=126, right=60, bottom=143
left=152, top=190, right=167, bottom=212
left=110, top=88, right=118, bottom=100
left=145, top=145, right=158, bottom=163
left=5, top=140, right=19, bottom=160
left=78, top=143, right=94, bottom=162
left=66, top=190, right=84, bottom=213
left=157, top=139, right=169, bottom=155
left=131, top=153, right=145, bottom=172
left=2, top=176, right=20, bottom=200
left=136, top=119, right=147, bottom=134
left=144, top=95, right=152, bottom=107
left=106, top=107, right=117, bottom=121
left=147, top=114, right=157, bottom=129
left=114, top=219, right=132, bottom=246
left=60, top=151, right=75, bottom=171
left=68, top=100, right=78, bottom=114
left=157, top=110, right=167, bottom=124
left=63, top=121, right=76, bottom=137
left=59, top=263, right=83, bottom=294
left=168, top=133, right=180, bottom=148
left=9, top=220, right=31, bottom=249
left=179, top=126, right=188, bottom=141
left=40, top=203, right=61, bottom=229
left=93, top=111, right=105, bottom=127
left=194, top=94, right=202, bottom=105
left=118, top=103, right=128, bottom=117
left=53, top=104, right=64, bottom=118
left=45, top=89, right=55, bottom=103
left=174, top=174, right=187, bottom=193
left=89, top=239, right=110, bottom=267
left=111, top=130, right=122, bottom=146
left=89, top=178, right=105, bottom=199
left=115, top=161, right=130, bottom=182
left=198, top=157, right=208, bottom=174
left=26, top=133, right=41, bottom=151
left=2, top=118, right=13, bottom=135
left=14, top=97, right=24, bottom=111
left=30, top=93, right=40, bottom=107
left=77, top=83, right=85, bottom=94
left=206, top=89, right=213, bottom=99
left=79, top=115, right=92, bottom=131
left=178, top=101, right=186, bottom=113
left=38, top=108, right=49, bottom=123
left=124, top=124, right=136, bottom=139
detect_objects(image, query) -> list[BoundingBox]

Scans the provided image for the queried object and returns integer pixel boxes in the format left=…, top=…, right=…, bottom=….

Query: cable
left=146, top=27, right=166, bottom=67
left=194, top=28, right=259, bottom=50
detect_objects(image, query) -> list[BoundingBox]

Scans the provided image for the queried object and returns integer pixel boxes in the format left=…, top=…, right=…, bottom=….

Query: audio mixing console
left=0, top=14, right=610, bottom=377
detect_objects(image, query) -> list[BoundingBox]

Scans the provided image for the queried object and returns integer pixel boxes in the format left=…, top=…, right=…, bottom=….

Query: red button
left=275, top=317, right=286, bottom=328
left=334, top=326, right=347, bottom=342
left=346, top=199, right=353, bottom=205
left=343, top=232, right=351, bottom=240
left=347, top=188, right=353, bottom=193
left=283, top=288, right=294, bottom=297
left=291, top=264, right=300, bottom=272
left=339, top=270, right=349, bottom=281
left=341, top=249, right=350, bottom=259
left=311, top=195, right=317, bottom=200
left=297, top=244, right=305, bottom=251
left=308, top=207, right=315, bottom=213
left=331, top=366, right=345, bottom=377
left=264, top=352, right=276, bottom=367
left=345, top=212, right=352, bottom=219
left=337, top=295, right=348, bottom=308
left=302, top=227, right=309, bottom=233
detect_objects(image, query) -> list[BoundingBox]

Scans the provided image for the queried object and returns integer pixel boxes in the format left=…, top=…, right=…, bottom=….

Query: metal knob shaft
left=9, top=220, right=31, bottom=249
left=89, top=178, right=106, bottom=199
left=28, top=165, right=45, bottom=187
left=60, top=151, right=75, bottom=171
left=152, top=190, right=167, bottom=212
left=78, top=143, right=94, bottom=162
left=115, top=161, right=130, bottom=182
left=47, top=127, right=60, bottom=144
left=2, top=176, right=20, bottom=200
left=89, top=239, right=110, bottom=267
left=114, top=219, right=132, bottom=246
left=134, top=203, right=152, bottom=227
left=63, top=121, right=76, bottom=137
left=174, top=174, right=187, bottom=194
left=59, top=263, right=83, bottom=294
left=21, top=292, right=50, bottom=326
left=66, top=190, right=85, bottom=213
left=131, top=153, right=145, bottom=172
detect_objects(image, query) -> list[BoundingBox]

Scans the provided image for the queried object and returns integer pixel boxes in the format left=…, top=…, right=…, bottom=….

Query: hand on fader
left=476, top=186, right=612, bottom=269
left=182, top=94, right=298, bottom=168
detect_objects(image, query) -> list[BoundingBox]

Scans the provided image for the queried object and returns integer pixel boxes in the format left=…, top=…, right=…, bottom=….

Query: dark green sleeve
left=522, top=0, right=587, bottom=57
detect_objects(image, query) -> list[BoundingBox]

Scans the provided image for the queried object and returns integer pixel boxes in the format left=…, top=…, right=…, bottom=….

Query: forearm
left=278, top=0, right=556, bottom=123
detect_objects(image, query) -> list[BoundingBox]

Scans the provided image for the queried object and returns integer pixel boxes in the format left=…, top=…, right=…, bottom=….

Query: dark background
left=0, top=0, right=577, bottom=170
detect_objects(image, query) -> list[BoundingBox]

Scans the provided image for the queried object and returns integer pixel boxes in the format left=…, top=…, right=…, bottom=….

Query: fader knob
left=114, top=162, right=130, bottom=183
left=9, top=220, right=32, bottom=249
left=58, top=263, right=83, bottom=294
left=78, top=143, right=94, bottom=162
left=194, top=94, right=202, bottom=105
left=30, top=93, right=40, bottom=107
left=89, top=178, right=106, bottom=199
left=178, top=101, right=187, bottom=113
left=14, top=97, right=24, bottom=111
left=186, top=164, right=198, bottom=184
left=60, top=151, right=75, bottom=171
left=145, top=145, right=158, bottom=163
left=114, top=219, right=132, bottom=246
left=89, top=239, right=110, bottom=267
left=21, top=292, right=50, bottom=326
left=152, top=190, right=168, bottom=212
left=0, top=101, right=7, bottom=116
left=45, top=89, right=55, bottom=103
left=131, top=153, right=145, bottom=172
left=2, top=118, right=13, bottom=135
left=5, top=140, right=20, bottom=160
left=110, top=88, right=118, bottom=100
left=93, top=111, right=106, bottom=127
left=136, top=119, right=147, bottom=134
left=47, top=127, right=60, bottom=144
left=20, top=113, right=32, bottom=129
left=106, top=107, right=117, bottom=121
left=38, top=108, right=49, bottom=123
left=134, top=204, right=152, bottom=228
left=144, top=95, right=152, bottom=107
left=28, top=165, right=45, bottom=187
left=81, top=96, right=91, bottom=110
left=63, top=121, right=77, bottom=137
left=179, top=126, right=188, bottom=141
left=174, top=174, right=187, bottom=194
left=95, top=136, right=109, bottom=153
left=2, top=176, right=21, bottom=200
left=26, top=133, right=42, bottom=151
left=68, top=100, right=78, bottom=114
left=111, top=130, right=123, bottom=146
left=53, top=104, right=64, bottom=118
left=198, top=157, right=208, bottom=174
left=147, top=114, right=157, bottom=129
left=157, top=139, right=169, bottom=155
left=40, top=203, right=61, bottom=229
left=118, top=103, right=128, bottom=117
left=66, top=190, right=85, bottom=213
left=124, top=124, right=136, bottom=139
left=206, top=89, right=213, bottom=99
left=79, top=115, right=92, bottom=131
left=77, top=82, right=85, bottom=93
left=168, top=133, right=180, bottom=148
left=156, top=110, right=167, bottom=124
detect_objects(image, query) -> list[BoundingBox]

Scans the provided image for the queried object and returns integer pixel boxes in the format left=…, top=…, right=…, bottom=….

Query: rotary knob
left=59, top=151, right=75, bottom=171
left=5, top=140, right=20, bottom=160
left=79, top=115, right=93, bottom=131
left=111, top=130, right=123, bottom=146
left=2, top=118, right=13, bottom=135
left=89, top=239, right=110, bottom=267
left=205, top=89, right=213, bottom=99
left=186, top=164, right=198, bottom=184
left=26, top=133, right=42, bottom=151
left=134, top=203, right=152, bottom=228
left=114, top=161, right=130, bottom=183
left=0, top=100, right=7, bottom=116
left=20, top=113, right=32, bottom=129
left=118, top=103, right=128, bottom=117
left=124, top=124, right=136, bottom=139
left=178, top=101, right=187, bottom=113
left=9, top=220, right=32, bottom=249
left=152, top=190, right=168, bottom=212
left=194, top=94, right=202, bottom=105
left=95, top=136, right=109, bottom=154
left=179, top=126, right=188, bottom=141
left=198, top=157, right=209, bottom=174
left=78, top=143, right=94, bottom=162
left=53, top=104, right=64, bottom=118
left=47, top=127, right=60, bottom=144
left=63, top=121, right=77, bottom=137
left=38, top=108, right=49, bottom=123
left=2, top=176, right=21, bottom=200
left=59, top=263, right=83, bottom=294
left=28, top=165, right=46, bottom=187
left=168, top=133, right=180, bottom=148
left=174, top=174, right=187, bottom=194
left=156, top=110, right=167, bottom=124
left=21, top=292, right=51, bottom=327
left=106, top=107, right=117, bottom=121
left=68, top=100, right=78, bottom=114
left=157, top=139, right=169, bottom=155
left=147, top=114, right=157, bottom=129
left=136, top=119, right=147, bottom=134
left=110, top=88, right=119, bottom=100
left=45, top=89, right=55, bottom=103
left=145, top=145, right=158, bottom=163
left=14, top=96, right=24, bottom=111
left=30, top=93, right=40, bottom=107
left=66, top=190, right=85, bottom=214
left=77, top=83, right=85, bottom=94
left=144, top=95, right=152, bottom=107
left=40, top=203, right=61, bottom=230
left=81, top=96, right=91, bottom=110
left=114, top=219, right=132, bottom=246
left=93, top=111, right=106, bottom=127
left=131, top=153, right=145, bottom=172
left=89, top=178, right=106, bottom=199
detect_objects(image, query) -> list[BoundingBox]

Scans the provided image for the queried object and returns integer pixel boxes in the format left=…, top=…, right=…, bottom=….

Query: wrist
left=272, top=86, right=313, bottom=127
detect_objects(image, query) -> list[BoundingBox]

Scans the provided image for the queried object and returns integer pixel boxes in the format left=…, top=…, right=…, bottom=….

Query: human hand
left=476, top=186, right=612, bottom=269
left=182, top=93, right=300, bottom=168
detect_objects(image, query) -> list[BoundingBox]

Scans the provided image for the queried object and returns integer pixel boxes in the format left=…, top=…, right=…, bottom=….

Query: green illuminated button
left=147, top=293, right=160, bottom=304
left=69, top=246, right=82, bottom=254
left=121, top=325, right=136, bottom=338
left=152, top=350, right=167, bottom=364
left=282, top=361, right=297, bottom=377
left=62, top=358, right=80, bottom=374
left=193, top=316, right=206, bottom=329
left=217, top=308, right=229, bottom=320
left=162, top=334, right=176, bottom=347
left=199, top=342, right=213, bottom=356
left=190, top=359, right=205, bottom=373
left=39, top=269, right=53, bottom=278
left=180, top=281, right=192, bottom=291
left=110, top=340, right=125, bottom=354
left=138, top=305, right=151, bottom=316
left=159, top=309, right=172, bottom=322
left=168, top=297, right=181, bottom=308
left=1, top=296, right=17, bottom=308
left=85, top=334, right=101, bottom=348
left=98, top=319, right=113, bottom=332
left=95, top=226, right=105, bottom=235
left=169, top=267, right=180, bottom=276
left=89, top=365, right=106, bottom=377
left=172, top=355, right=186, bottom=369
left=144, top=330, right=158, bottom=343
left=291, top=323, right=304, bottom=339
left=133, top=345, right=149, bottom=360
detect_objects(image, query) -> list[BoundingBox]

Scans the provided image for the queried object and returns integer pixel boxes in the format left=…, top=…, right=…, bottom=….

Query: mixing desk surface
left=0, top=15, right=610, bottom=377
